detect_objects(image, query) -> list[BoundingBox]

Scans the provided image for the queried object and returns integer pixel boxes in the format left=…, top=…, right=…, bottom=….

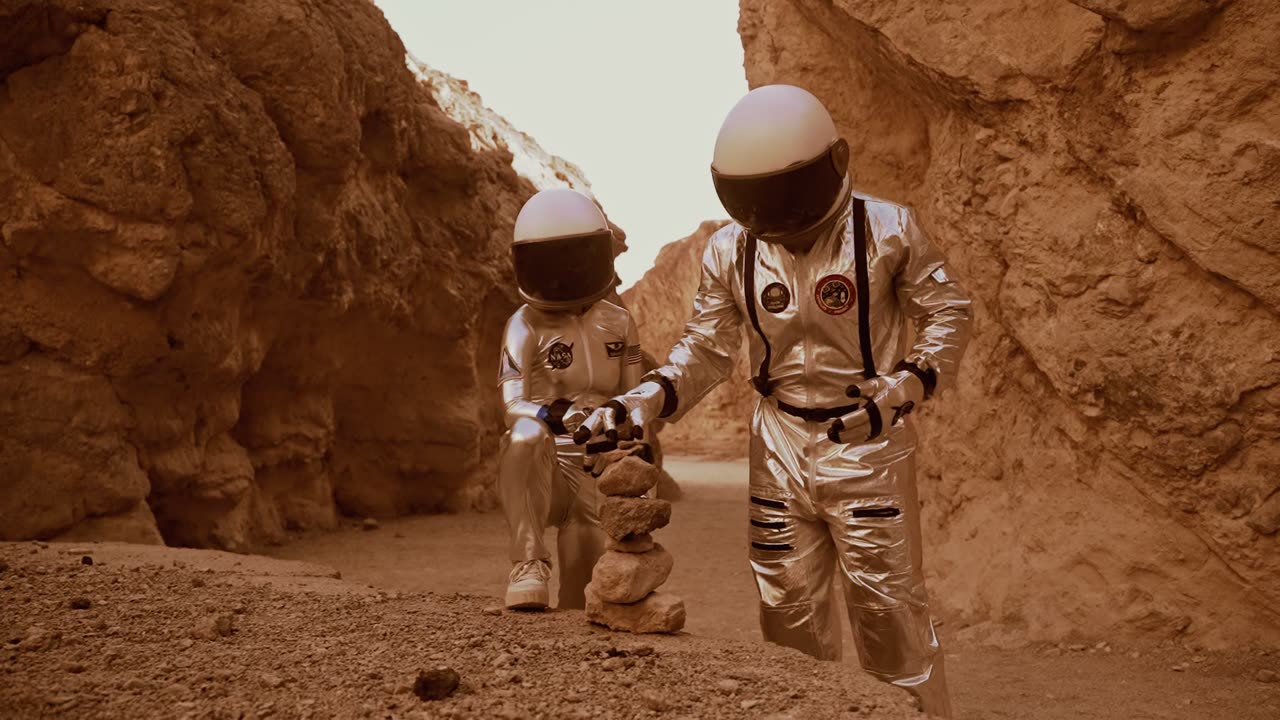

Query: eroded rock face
left=0, top=0, right=584, bottom=550
left=717, top=0, right=1280, bottom=649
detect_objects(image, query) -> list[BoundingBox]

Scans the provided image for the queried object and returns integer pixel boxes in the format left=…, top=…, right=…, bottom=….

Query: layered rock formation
left=0, top=0, right=597, bottom=550
left=586, top=456, right=686, bottom=633
left=676, top=0, right=1279, bottom=649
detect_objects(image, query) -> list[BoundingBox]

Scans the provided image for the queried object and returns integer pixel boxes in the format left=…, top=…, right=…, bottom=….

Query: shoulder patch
left=499, top=347, right=520, bottom=381
left=605, top=341, right=624, bottom=358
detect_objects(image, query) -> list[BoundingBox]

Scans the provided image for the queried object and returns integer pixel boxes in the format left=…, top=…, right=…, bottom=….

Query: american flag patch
left=625, top=344, right=642, bottom=365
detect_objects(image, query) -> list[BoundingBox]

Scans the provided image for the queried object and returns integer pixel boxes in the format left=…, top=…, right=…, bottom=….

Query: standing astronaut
left=497, top=188, right=647, bottom=611
left=580, top=86, right=972, bottom=716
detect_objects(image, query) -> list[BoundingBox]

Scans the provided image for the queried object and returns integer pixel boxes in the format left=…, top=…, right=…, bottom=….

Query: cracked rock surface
left=623, top=0, right=1280, bottom=649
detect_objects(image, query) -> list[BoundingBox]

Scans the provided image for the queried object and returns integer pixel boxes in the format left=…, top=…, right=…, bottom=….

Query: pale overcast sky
left=373, top=0, right=747, bottom=289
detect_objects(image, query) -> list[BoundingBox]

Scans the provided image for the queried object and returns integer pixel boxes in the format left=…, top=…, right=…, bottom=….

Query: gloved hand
left=573, top=381, right=667, bottom=444
left=561, top=403, right=592, bottom=435
left=827, top=370, right=925, bottom=444
left=537, top=399, right=593, bottom=437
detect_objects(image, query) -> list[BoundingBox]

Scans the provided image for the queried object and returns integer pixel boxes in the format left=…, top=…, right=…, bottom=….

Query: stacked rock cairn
left=584, top=456, right=686, bottom=633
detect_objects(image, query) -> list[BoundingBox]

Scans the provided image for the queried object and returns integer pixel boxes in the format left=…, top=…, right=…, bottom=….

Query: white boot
left=505, top=559, right=552, bottom=610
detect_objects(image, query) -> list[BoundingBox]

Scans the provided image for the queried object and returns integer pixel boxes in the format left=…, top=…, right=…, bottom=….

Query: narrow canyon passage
left=268, top=458, right=1279, bottom=720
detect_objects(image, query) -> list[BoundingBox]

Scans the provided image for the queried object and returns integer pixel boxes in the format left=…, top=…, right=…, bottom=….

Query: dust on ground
left=0, top=540, right=918, bottom=719
left=267, top=458, right=1280, bottom=720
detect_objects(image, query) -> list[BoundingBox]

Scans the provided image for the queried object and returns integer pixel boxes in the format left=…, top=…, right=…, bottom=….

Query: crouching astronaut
left=578, top=86, right=973, bottom=716
left=496, top=188, right=647, bottom=611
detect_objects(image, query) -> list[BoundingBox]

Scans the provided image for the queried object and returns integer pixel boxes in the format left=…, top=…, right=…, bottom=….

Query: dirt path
left=268, top=458, right=1280, bottom=720
left=0, top=541, right=919, bottom=719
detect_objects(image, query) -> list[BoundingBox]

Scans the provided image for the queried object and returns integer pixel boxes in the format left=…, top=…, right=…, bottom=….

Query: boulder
left=598, top=456, right=660, bottom=497
left=585, top=585, right=686, bottom=634
left=590, top=545, right=673, bottom=604
left=600, top=497, right=671, bottom=540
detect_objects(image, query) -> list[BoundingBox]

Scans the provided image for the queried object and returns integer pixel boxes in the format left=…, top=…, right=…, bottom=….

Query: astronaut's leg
left=498, top=417, right=556, bottom=609
left=748, top=404, right=842, bottom=660
left=827, top=440, right=952, bottom=718
left=554, top=450, right=605, bottom=610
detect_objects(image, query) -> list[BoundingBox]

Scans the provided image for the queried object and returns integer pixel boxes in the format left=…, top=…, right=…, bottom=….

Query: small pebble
left=63, top=662, right=86, bottom=674
left=1171, top=663, right=1187, bottom=672
left=716, top=679, right=741, bottom=694
left=640, top=691, right=671, bottom=712
left=69, top=597, right=92, bottom=610
left=81, top=556, right=93, bottom=566
left=482, top=606, right=502, bottom=616
left=362, top=518, right=380, bottom=531
left=1258, top=669, right=1278, bottom=684
left=413, top=667, right=460, bottom=701
left=741, top=699, right=762, bottom=710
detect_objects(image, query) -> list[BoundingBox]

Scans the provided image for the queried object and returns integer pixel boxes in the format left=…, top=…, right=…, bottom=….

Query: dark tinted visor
left=711, top=139, right=848, bottom=237
left=512, top=231, right=615, bottom=303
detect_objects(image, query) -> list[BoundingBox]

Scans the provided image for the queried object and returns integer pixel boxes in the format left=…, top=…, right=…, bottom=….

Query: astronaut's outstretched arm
left=498, top=314, right=588, bottom=436
left=577, top=240, right=743, bottom=443
left=649, top=240, right=746, bottom=421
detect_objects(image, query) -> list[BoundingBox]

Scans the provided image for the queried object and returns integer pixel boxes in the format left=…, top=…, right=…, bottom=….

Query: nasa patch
left=548, top=342, right=574, bottom=370
left=605, top=341, right=624, bottom=358
left=760, top=282, right=791, bottom=313
left=815, top=274, right=855, bottom=315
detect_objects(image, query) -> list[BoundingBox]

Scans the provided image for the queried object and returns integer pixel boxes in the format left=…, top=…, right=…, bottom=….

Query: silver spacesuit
left=498, top=300, right=644, bottom=609
left=497, top=187, right=645, bottom=611
left=641, top=191, right=971, bottom=714
left=577, top=84, right=970, bottom=716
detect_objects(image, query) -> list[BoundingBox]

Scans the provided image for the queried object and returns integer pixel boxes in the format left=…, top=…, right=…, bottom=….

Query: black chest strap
left=852, top=198, right=877, bottom=379
left=743, top=231, right=774, bottom=396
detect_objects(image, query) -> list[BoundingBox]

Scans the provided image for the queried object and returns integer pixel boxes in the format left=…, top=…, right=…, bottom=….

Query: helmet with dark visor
left=512, top=230, right=616, bottom=310
left=711, top=138, right=850, bottom=238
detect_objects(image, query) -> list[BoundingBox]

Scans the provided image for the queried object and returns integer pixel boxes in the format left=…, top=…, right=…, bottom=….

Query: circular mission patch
left=761, top=282, right=791, bottom=313
left=815, top=274, right=855, bottom=315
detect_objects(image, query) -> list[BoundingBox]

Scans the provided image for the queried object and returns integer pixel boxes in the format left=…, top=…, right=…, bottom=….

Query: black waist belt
left=775, top=399, right=860, bottom=423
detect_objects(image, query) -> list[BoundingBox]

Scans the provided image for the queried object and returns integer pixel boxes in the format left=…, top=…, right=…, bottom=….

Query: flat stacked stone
left=586, top=456, right=685, bottom=633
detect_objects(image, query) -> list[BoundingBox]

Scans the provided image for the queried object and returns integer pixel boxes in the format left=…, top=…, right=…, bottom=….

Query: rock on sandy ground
left=0, top=542, right=920, bottom=719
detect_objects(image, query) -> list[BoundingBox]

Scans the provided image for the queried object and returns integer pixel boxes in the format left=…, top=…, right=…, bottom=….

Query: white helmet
left=512, top=188, right=616, bottom=311
left=711, top=85, right=850, bottom=240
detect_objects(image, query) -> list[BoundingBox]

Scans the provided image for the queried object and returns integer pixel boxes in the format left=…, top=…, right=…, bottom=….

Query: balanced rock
left=600, top=497, right=671, bottom=540
left=598, top=456, right=660, bottom=497
left=591, top=545, right=673, bottom=604
left=585, top=585, right=686, bottom=634
left=606, top=533, right=655, bottom=553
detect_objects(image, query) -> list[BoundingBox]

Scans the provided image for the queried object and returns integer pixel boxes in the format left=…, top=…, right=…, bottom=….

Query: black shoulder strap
left=743, top=232, right=773, bottom=396
left=852, top=199, right=877, bottom=379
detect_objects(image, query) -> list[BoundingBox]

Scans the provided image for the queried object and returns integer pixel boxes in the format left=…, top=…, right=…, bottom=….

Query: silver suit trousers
left=748, top=400, right=952, bottom=717
left=498, top=417, right=605, bottom=610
